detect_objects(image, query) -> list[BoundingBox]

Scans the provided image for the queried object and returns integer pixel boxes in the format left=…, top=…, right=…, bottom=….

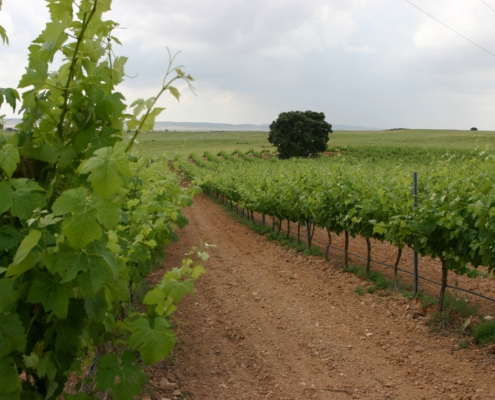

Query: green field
left=134, top=128, right=495, bottom=157
left=3, top=128, right=494, bottom=157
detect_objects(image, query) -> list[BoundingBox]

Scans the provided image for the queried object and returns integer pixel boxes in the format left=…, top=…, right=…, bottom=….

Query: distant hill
left=153, top=121, right=269, bottom=131
left=2, top=118, right=380, bottom=131
left=154, top=121, right=380, bottom=131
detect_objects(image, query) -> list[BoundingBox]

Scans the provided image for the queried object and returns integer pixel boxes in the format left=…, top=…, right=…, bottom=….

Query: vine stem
left=126, top=51, right=194, bottom=153
left=57, top=0, right=99, bottom=141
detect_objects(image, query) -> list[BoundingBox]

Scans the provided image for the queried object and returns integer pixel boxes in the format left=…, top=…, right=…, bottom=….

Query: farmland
left=129, top=128, right=495, bottom=158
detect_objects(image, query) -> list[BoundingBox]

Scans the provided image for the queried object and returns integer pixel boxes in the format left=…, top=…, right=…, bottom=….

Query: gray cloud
left=2, top=0, right=495, bottom=130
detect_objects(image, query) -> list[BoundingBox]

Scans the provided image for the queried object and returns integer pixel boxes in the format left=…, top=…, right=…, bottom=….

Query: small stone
left=172, top=390, right=182, bottom=396
left=415, top=345, right=425, bottom=353
left=483, top=316, right=494, bottom=321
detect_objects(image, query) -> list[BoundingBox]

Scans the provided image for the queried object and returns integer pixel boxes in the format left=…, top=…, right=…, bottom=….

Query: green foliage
left=0, top=1, right=203, bottom=399
left=344, top=266, right=391, bottom=291
left=473, top=321, right=495, bottom=344
left=268, top=111, right=332, bottom=159
left=180, top=146, right=495, bottom=312
left=355, top=286, right=364, bottom=296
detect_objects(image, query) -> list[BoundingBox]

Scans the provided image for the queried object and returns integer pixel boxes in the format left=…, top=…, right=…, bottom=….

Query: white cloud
left=343, top=45, right=377, bottom=54
left=2, top=0, right=495, bottom=129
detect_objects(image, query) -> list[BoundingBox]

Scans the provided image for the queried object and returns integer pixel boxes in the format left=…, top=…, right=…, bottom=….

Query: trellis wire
left=209, top=192, right=495, bottom=304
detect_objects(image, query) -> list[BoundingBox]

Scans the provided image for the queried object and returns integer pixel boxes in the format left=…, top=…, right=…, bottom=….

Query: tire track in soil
left=148, top=194, right=495, bottom=400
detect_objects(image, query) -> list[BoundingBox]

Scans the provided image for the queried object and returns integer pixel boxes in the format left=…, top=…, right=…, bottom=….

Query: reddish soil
left=145, top=194, right=495, bottom=400
left=253, top=214, right=495, bottom=314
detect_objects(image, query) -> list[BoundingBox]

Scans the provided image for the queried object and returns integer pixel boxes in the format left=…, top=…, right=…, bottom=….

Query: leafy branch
left=126, top=49, right=195, bottom=153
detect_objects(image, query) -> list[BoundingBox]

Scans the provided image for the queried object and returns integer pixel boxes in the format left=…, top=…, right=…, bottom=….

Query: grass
left=355, top=286, right=365, bottom=296
left=134, top=130, right=276, bottom=159
left=343, top=265, right=392, bottom=290
left=473, top=321, right=495, bottom=344
left=85, top=128, right=495, bottom=159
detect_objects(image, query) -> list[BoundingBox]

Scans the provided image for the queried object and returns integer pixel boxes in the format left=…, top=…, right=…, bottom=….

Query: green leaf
left=0, top=358, right=21, bottom=396
left=21, top=142, right=58, bottom=164
left=80, top=142, right=131, bottom=200
left=18, top=59, right=48, bottom=90
left=23, top=352, right=40, bottom=369
left=0, top=314, right=26, bottom=357
left=0, top=144, right=20, bottom=178
left=142, top=288, right=166, bottom=315
left=168, top=86, right=180, bottom=101
left=96, top=351, right=147, bottom=400
left=0, top=25, right=8, bottom=46
left=52, top=188, right=102, bottom=249
left=12, top=229, right=41, bottom=266
left=0, top=279, right=14, bottom=313
left=76, top=257, right=112, bottom=297
left=94, top=194, right=119, bottom=229
left=10, top=179, right=45, bottom=220
left=0, top=182, right=13, bottom=214
left=164, top=279, right=194, bottom=303
left=5, top=252, right=38, bottom=278
left=27, top=275, right=73, bottom=319
left=0, top=88, right=20, bottom=112
left=52, top=301, right=85, bottom=355
left=94, top=90, right=126, bottom=121
left=37, top=352, right=57, bottom=380
left=129, top=317, right=175, bottom=365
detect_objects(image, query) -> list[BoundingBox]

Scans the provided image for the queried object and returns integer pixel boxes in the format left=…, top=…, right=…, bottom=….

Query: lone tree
left=268, top=111, right=332, bottom=159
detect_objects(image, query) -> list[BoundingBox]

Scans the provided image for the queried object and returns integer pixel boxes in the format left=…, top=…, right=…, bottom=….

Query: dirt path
left=147, top=194, right=495, bottom=400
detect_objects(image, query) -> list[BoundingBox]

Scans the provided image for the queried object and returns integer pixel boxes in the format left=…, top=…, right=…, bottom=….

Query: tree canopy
left=268, top=111, right=332, bottom=159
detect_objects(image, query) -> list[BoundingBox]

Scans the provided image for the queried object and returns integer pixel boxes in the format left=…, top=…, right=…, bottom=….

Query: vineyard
left=179, top=148, right=495, bottom=313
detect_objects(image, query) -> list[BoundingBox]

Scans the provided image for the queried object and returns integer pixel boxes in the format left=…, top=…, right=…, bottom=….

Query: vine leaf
left=0, top=314, right=27, bottom=357
left=12, top=229, right=41, bottom=266
left=128, top=317, right=175, bottom=365
left=0, top=357, right=21, bottom=397
left=0, top=88, right=20, bottom=112
left=0, top=279, right=14, bottom=313
left=0, top=182, right=13, bottom=214
left=0, top=144, right=20, bottom=178
left=0, top=25, right=8, bottom=46
left=37, top=351, right=57, bottom=380
left=96, top=351, right=147, bottom=400
left=10, top=179, right=45, bottom=220
left=18, top=59, right=49, bottom=90
left=52, top=188, right=102, bottom=249
left=27, top=275, right=73, bottom=319
left=80, top=142, right=131, bottom=200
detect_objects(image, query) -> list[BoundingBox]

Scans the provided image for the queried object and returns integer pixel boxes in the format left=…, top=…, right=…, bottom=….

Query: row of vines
left=180, top=149, right=495, bottom=312
left=0, top=1, right=203, bottom=399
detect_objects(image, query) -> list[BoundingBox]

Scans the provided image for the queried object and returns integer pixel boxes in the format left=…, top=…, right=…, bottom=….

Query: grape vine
left=180, top=149, right=495, bottom=312
left=0, top=1, right=204, bottom=399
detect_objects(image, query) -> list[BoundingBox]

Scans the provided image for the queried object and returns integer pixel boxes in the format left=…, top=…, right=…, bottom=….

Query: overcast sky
left=1, top=0, right=495, bottom=130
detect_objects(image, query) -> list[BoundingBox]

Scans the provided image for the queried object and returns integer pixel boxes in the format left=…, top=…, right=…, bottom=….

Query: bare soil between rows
left=145, top=193, right=495, bottom=400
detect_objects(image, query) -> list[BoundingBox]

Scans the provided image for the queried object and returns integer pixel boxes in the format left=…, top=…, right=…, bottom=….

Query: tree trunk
left=325, top=228, right=332, bottom=260
left=393, top=247, right=402, bottom=291
left=306, top=221, right=312, bottom=251
left=286, top=219, right=291, bottom=239
left=277, top=219, right=282, bottom=235
left=439, top=258, right=449, bottom=313
left=365, top=237, right=371, bottom=277
left=297, top=223, right=301, bottom=244
left=344, top=230, right=349, bottom=267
